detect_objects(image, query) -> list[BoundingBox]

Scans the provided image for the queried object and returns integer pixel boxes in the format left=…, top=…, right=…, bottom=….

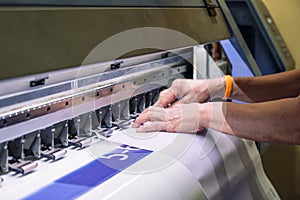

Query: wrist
left=198, top=103, right=211, bottom=128
left=198, top=102, right=227, bottom=131
left=205, top=77, right=227, bottom=100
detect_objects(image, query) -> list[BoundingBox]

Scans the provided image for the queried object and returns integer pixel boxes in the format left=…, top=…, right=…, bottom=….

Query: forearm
left=199, top=96, right=300, bottom=144
left=231, top=69, right=300, bottom=102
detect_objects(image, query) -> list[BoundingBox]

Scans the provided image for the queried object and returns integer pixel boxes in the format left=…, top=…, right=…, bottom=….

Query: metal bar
left=0, top=64, right=188, bottom=130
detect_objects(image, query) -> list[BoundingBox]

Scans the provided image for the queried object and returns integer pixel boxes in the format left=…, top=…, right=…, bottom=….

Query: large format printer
left=0, top=0, right=294, bottom=199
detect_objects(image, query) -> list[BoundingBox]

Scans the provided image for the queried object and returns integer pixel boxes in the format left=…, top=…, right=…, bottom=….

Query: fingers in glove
left=154, top=89, right=177, bottom=108
left=132, top=106, right=166, bottom=128
left=136, top=121, right=166, bottom=133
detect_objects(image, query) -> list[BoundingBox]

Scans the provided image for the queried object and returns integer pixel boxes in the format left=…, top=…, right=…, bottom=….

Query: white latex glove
left=154, top=78, right=225, bottom=108
left=132, top=103, right=203, bottom=133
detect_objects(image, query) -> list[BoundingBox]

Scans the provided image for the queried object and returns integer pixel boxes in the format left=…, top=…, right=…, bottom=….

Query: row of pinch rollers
left=0, top=117, right=133, bottom=183
left=0, top=86, right=161, bottom=180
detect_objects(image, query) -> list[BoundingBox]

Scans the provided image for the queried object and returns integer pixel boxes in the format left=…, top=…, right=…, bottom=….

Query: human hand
left=154, top=78, right=225, bottom=108
left=132, top=103, right=203, bottom=133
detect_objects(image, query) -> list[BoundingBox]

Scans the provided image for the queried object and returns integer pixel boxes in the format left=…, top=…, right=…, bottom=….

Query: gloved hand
left=154, top=78, right=225, bottom=108
left=132, top=103, right=204, bottom=133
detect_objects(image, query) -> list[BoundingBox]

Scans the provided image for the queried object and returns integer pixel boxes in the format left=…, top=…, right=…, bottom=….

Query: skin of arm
left=232, top=68, right=300, bottom=102
left=199, top=95, right=300, bottom=144
left=219, top=69, right=300, bottom=144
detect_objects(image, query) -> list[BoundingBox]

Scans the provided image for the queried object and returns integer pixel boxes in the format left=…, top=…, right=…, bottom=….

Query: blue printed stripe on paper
left=24, top=146, right=152, bottom=200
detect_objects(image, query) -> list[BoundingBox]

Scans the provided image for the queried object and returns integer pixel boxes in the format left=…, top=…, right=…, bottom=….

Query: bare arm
left=153, top=69, right=300, bottom=107
left=232, top=68, right=300, bottom=102
left=200, top=95, right=300, bottom=144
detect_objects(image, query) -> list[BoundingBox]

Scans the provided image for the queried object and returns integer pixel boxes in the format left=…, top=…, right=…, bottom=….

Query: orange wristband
left=224, top=75, right=233, bottom=99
